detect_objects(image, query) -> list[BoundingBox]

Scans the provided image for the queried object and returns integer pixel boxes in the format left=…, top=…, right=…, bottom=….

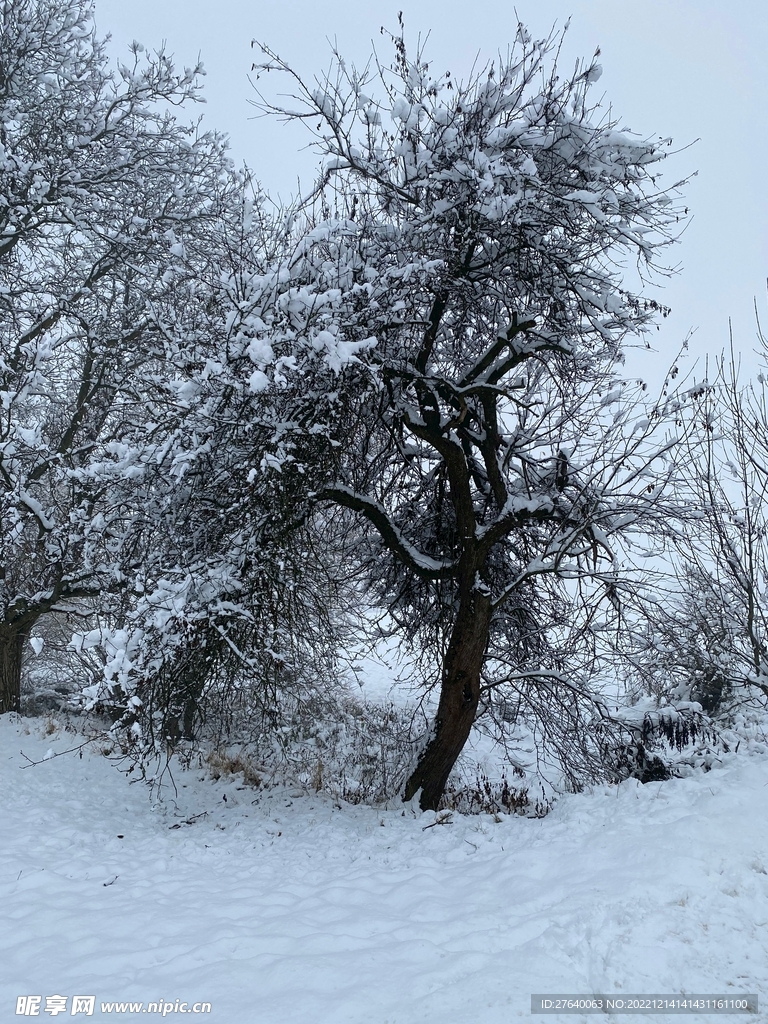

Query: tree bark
left=404, top=582, right=491, bottom=810
left=0, top=625, right=27, bottom=715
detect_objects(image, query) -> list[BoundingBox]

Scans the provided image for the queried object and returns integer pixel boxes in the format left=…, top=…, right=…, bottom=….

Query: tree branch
left=319, top=484, right=457, bottom=580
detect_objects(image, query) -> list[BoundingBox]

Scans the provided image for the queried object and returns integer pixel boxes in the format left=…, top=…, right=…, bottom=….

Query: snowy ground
left=1, top=715, right=767, bottom=1024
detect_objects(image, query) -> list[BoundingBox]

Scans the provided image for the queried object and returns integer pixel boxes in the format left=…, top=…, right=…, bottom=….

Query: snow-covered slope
left=1, top=716, right=766, bottom=1023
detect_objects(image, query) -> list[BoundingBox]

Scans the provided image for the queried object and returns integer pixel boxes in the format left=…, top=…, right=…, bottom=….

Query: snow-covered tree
left=247, top=23, right=692, bottom=807
left=73, top=184, right=360, bottom=750
left=0, top=0, right=236, bottom=713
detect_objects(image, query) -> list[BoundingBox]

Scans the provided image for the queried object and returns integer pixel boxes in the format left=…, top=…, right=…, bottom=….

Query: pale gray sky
left=94, top=0, right=768, bottom=379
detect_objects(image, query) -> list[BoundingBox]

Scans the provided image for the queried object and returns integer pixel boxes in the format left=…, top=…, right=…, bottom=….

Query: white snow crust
left=1, top=716, right=767, bottom=1023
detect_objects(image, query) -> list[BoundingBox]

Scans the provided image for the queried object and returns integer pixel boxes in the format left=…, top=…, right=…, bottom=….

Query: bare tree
left=636, top=335, right=768, bottom=718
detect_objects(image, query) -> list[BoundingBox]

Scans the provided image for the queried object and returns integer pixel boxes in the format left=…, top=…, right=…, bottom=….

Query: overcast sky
left=93, top=0, right=768, bottom=382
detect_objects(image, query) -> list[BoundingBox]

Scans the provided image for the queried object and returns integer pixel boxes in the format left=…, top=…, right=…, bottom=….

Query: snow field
left=1, top=716, right=767, bottom=1024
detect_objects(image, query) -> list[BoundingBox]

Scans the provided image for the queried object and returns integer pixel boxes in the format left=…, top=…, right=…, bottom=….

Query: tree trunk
left=404, top=584, right=491, bottom=810
left=0, top=626, right=26, bottom=715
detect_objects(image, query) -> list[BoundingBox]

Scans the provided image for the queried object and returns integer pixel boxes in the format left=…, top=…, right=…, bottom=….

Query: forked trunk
left=404, top=586, right=491, bottom=810
left=0, top=626, right=26, bottom=715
